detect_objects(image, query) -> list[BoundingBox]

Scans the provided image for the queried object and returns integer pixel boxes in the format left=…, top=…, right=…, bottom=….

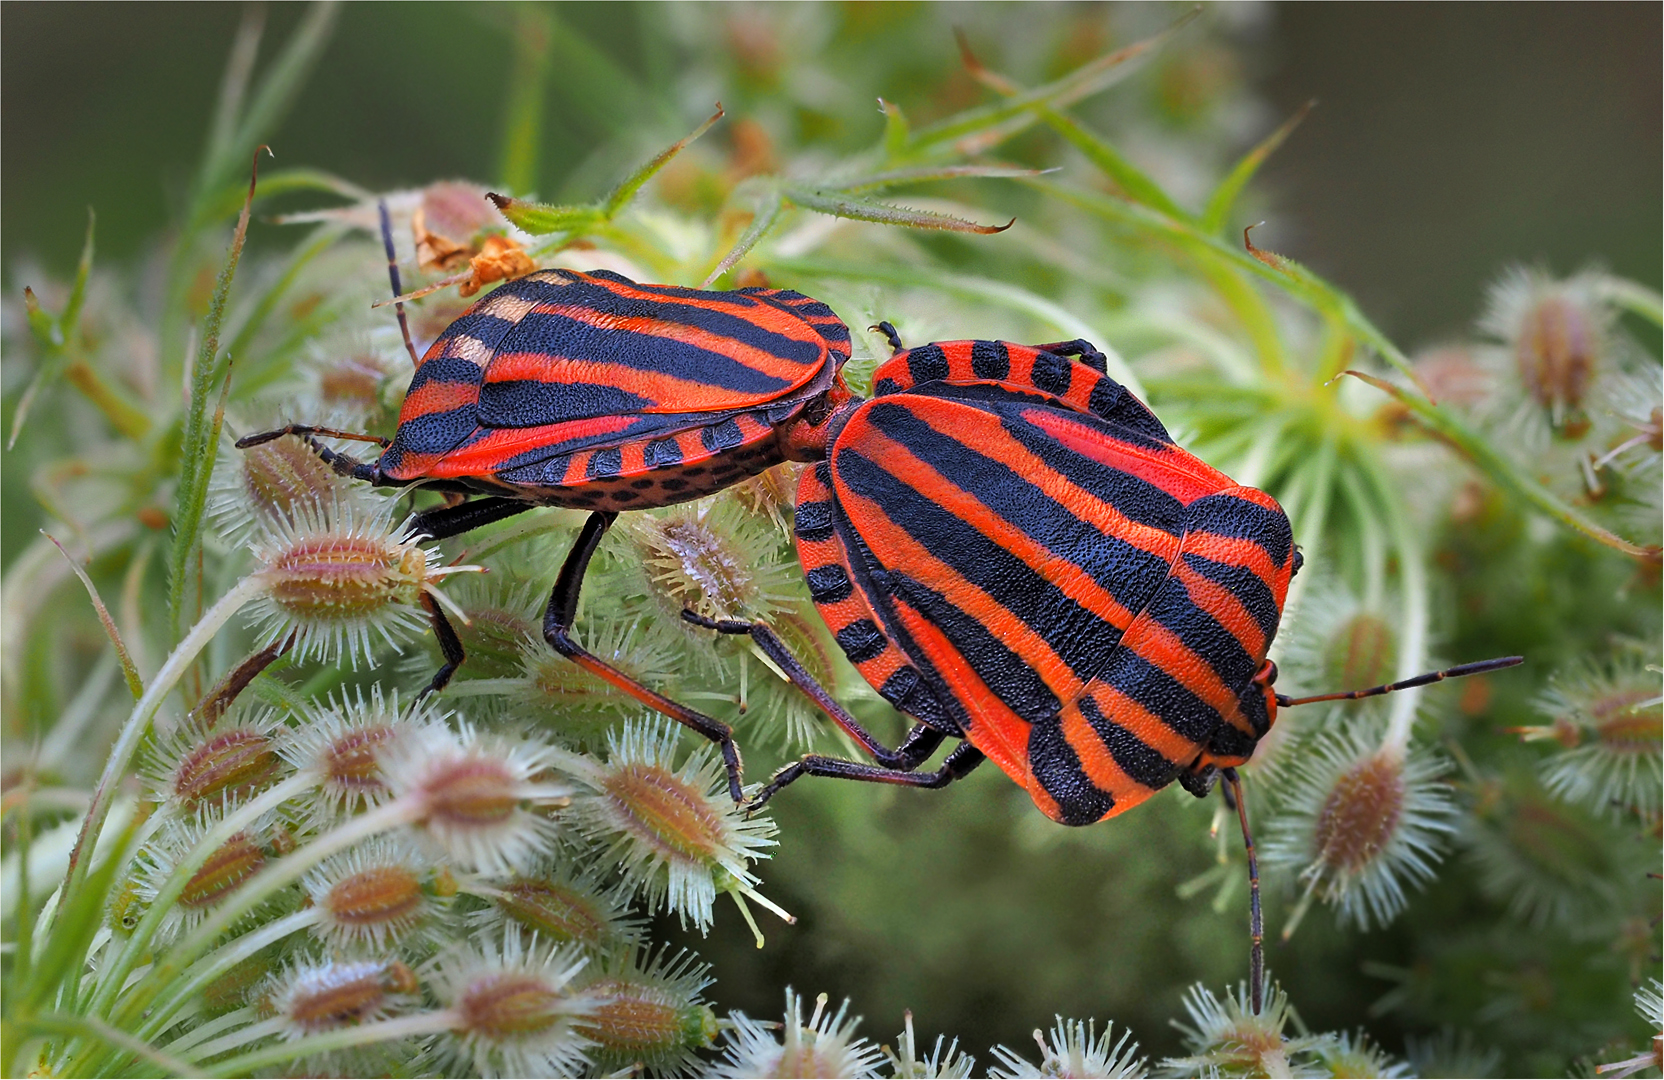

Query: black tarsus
left=679, top=608, right=983, bottom=810
left=1221, top=767, right=1264, bottom=1016
left=1276, top=655, right=1523, bottom=708
left=749, top=742, right=986, bottom=811
left=1032, top=338, right=1110, bottom=374
left=379, top=199, right=422, bottom=367
left=871, top=321, right=905, bottom=354
left=543, top=512, right=748, bottom=804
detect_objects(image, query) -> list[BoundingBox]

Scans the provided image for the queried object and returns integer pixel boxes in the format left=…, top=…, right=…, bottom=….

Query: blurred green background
left=6, top=3, right=1658, bottom=344
left=3, top=2, right=1658, bottom=1069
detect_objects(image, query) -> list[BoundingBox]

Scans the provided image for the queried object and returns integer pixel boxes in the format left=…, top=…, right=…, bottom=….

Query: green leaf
left=1594, top=274, right=1664, bottom=327
left=487, top=193, right=604, bottom=235
left=498, top=4, right=552, bottom=195
left=908, top=10, right=1198, bottom=155
left=1201, top=101, right=1314, bottom=235
left=703, top=187, right=783, bottom=287
left=167, top=149, right=265, bottom=640
left=601, top=105, right=725, bottom=219
left=189, top=167, right=369, bottom=233
left=834, top=164, right=1046, bottom=194
left=7, top=211, right=95, bottom=449
left=21, top=807, right=141, bottom=1015
left=45, top=534, right=143, bottom=701
left=879, top=97, right=909, bottom=159
left=782, top=184, right=1013, bottom=234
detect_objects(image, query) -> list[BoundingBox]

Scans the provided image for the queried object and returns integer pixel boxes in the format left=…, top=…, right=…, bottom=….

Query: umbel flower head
left=558, top=719, right=782, bottom=934
left=1161, top=978, right=1336, bottom=1078
left=989, top=1016, right=1146, bottom=1079
left=425, top=930, right=595, bottom=1079
left=244, top=493, right=479, bottom=669
left=1261, top=723, right=1457, bottom=934
left=714, top=989, right=885, bottom=1079
left=887, top=1010, right=977, bottom=1080
left=571, top=946, right=719, bottom=1077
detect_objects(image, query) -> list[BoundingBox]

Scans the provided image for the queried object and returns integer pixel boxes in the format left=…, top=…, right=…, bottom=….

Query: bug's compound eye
left=1291, top=546, right=1305, bottom=578
left=1253, top=659, right=1278, bottom=688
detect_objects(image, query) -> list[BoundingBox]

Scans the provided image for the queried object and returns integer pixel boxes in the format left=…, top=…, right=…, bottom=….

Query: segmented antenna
left=378, top=200, right=421, bottom=367
left=1276, top=656, right=1523, bottom=708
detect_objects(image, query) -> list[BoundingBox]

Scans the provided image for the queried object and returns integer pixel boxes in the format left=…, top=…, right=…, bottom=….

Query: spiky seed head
left=1480, top=266, right=1610, bottom=436
left=989, top=1016, right=1145, bottom=1078
left=622, top=499, right=798, bottom=624
left=426, top=931, right=595, bottom=1079
left=1162, top=979, right=1336, bottom=1078
left=1323, top=612, right=1396, bottom=697
left=384, top=724, right=569, bottom=876
left=180, top=832, right=267, bottom=910
left=573, top=948, right=718, bottom=1077
left=729, top=462, right=803, bottom=528
left=304, top=839, right=441, bottom=953
left=208, top=435, right=344, bottom=543
left=1314, top=1030, right=1412, bottom=1078
left=269, top=958, right=416, bottom=1037
left=147, top=709, right=285, bottom=809
left=246, top=495, right=451, bottom=669
left=281, top=687, right=449, bottom=821
left=471, top=859, right=643, bottom=953
left=561, top=719, right=777, bottom=930
left=1520, top=652, right=1663, bottom=823
left=714, top=989, right=885, bottom=1079
left=1263, top=726, right=1457, bottom=932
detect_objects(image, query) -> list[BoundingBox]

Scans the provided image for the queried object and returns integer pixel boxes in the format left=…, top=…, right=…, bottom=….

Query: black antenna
left=1276, top=656, right=1522, bottom=708
left=378, top=200, right=420, bottom=367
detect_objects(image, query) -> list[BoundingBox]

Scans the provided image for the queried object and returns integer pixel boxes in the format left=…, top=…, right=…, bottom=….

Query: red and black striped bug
left=679, top=323, right=1521, bottom=1008
left=238, top=205, right=853, bottom=798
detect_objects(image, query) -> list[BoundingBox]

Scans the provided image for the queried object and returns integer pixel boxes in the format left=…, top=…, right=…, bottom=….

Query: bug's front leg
left=748, top=742, right=986, bottom=811
left=542, top=511, right=749, bottom=804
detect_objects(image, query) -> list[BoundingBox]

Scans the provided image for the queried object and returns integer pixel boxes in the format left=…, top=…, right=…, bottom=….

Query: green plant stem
left=110, top=799, right=419, bottom=1039
left=56, top=574, right=269, bottom=930
left=1363, top=459, right=1430, bottom=753
left=87, top=771, right=317, bottom=1027
left=205, top=1011, right=453, bottom=1077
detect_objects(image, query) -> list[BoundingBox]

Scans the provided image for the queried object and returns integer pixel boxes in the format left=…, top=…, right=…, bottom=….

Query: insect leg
left=407, top=496, right=535, bottom=541
left=749, top=742, right=985, bottom=810
left=870, top=321, right=905, bottom=354
left=418, top=590, right=465, bottom=696
left=543, top=511, right=748, bottom=803
left=1030, top=338, right=1109, bottom=373
left=1221, top=767, right=1264, bottom=1015
left=234, top=427, right=386, bottom=485
left=681, top=612, right=946, bottom=767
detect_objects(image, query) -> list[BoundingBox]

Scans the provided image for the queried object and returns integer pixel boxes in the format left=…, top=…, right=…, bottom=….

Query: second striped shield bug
left=679, top=326, right=1521, bottom=1006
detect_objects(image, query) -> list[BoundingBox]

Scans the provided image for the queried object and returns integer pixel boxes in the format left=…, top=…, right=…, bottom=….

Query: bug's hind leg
left=1031, top=338, right=1109, bottom=373
left=681, top=611, right=948, bottom=768
left=234, top=426, right=387, bottom=485
left=543, top=511, right=750, bottom=804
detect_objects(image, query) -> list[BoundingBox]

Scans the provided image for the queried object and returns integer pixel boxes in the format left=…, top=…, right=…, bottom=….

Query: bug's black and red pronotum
left=239, top=208, right=855, bottom=800
left=682, top=325, right=1521, bottom=1010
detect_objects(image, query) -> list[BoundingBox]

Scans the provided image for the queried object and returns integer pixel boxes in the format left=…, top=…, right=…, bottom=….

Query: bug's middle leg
left=543, top=511, right=749, bottom=803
